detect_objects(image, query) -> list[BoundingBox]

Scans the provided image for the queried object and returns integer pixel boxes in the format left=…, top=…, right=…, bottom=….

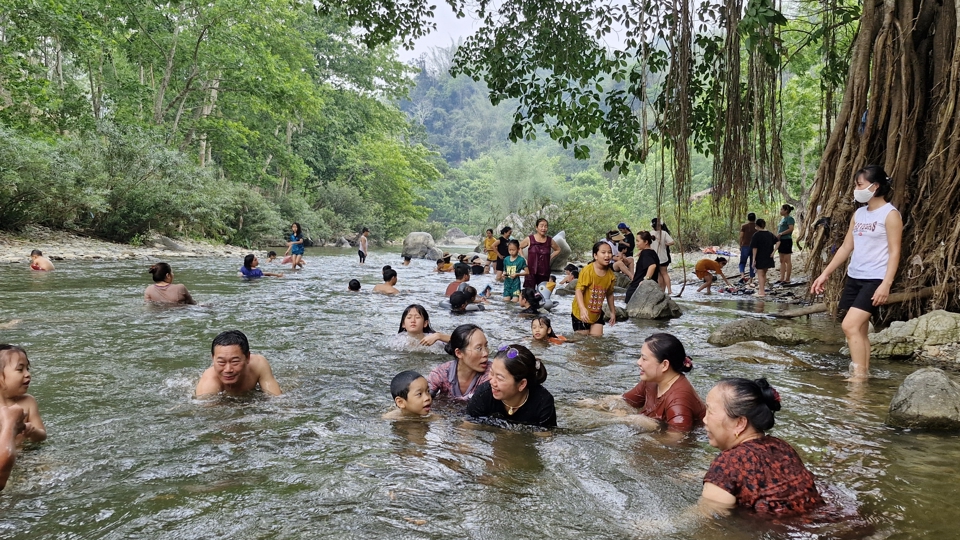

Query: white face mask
left=853, top=183, right=876, bottom=203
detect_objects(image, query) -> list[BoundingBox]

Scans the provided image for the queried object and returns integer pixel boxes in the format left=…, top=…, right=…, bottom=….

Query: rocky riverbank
left=0, top=226, right=250, bottom=265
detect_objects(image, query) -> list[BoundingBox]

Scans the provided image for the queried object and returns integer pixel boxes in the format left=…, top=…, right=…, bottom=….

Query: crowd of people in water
left=3, top=165, right=902, bottom=521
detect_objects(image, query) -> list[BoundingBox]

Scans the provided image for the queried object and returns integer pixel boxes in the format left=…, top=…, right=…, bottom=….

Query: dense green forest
left=0, top=0, right=439, bottom=246
left=2, top=0, right=836, bottom=257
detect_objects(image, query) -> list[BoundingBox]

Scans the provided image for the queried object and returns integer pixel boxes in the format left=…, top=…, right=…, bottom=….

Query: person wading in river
left=195, top=330, right=282, bottom=397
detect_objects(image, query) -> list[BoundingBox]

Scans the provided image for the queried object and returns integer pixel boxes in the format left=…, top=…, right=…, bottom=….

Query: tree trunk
left=805, top=0, right=960, bottom=320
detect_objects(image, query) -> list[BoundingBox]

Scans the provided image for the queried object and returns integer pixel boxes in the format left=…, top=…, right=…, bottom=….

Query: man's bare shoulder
left=195, top=367, right=222, bottom=396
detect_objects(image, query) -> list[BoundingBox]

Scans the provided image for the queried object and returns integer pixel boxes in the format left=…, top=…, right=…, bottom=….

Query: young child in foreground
left=530, top=316, right=568, bottom=345
left=0, top=345, right=47, bottom=443
left=383, top=370, right=434, bottom=419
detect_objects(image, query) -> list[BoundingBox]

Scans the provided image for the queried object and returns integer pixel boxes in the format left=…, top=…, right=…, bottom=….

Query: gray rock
left=402, top=232, right=440, bottom=259
left=707, top=317, right=812, bottom=347
left=554, top=278, right=578, bottom=296
left=887, top=368, right=960, bottom=430
left=550, top=231, right=573, bottom=271
left=868, top=310, right=960, bottom=358
left=602, top=303, right=629, bottom=322
left=708, top=340, right=811, bottom=367
left=444, top=227, right=467, bottom=239
left=147, top=235, right=189, bottom=252
left=624, top=280, right=681, bottom=319
left=614, top=272, right=632, bottom=289
left=336, top=237, right=351, bottom=248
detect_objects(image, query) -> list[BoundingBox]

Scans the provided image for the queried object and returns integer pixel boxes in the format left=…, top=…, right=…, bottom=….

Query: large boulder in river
left=866, top=310, right=960, bottom=358
left=625, top=280, right=681, bottom=319
left=554, top=278, right=578, bottom=296
left=402, top=232, right=443, bottom=260
left=708, top=341, right=811, bottom=367
left=602, top=303, right=629, bottom=322
left=708, top=317, right=812, bottom=347
left=887, top=368, right=960, bottom=430
left=550, top=231, right=573, bottom=271
left=440, top=227, right=480, bottom=246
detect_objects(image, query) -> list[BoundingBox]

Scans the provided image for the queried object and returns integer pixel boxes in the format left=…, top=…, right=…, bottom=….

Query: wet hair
left=548, top=275, right=557, bottom=283
left=267, top=251, right=277, bottom=258
left=636, top=230, right=653, bottom=246
left=486, top=228, right=494, bottom=234
left=148, top=262, right=172, bottom=282
left=854, top=164, right=894, bottom=201
left=747, top=212, right=756, bottom=221
left=531, top=316, right=558, bottom=338
left=507, top=239, right=521, bottom=250
left=398, top=304, right=434, bottom=334
left=454, top=264, right=470, bottom=281
left=716, top=257, right=727, bottom=265
left=444, top=324, right=484, bottom=357
left=534, top=218, right=548, bottom=228
left=462, top=285, right=478, bottom=303
left=211, top=330, right=250, bottom=357
left=450, top=291, right=469, bottom=311
left=500, top=226, right=512, bottom=235
left=390, top=370, right=425, bottom=400
left=30, top=249, right=43, bottom=257
left=564, top=263, right=580, bottom=278
left=781, top=204, right=794, bottom=214
left=348, top=279, right=361, bottom=291
left=362, top=227, right=369, bottom=233
left=382, top=267, right=397, bottom=282
left=436, top=258, right=444, bottom=267
left=756, top=218, right=767, bottom=228
left=643, top=333, right=693, bottom=374
left=403, top=256, right=412, bottom=262
left=520, top=288, right=543, bottom=310
left=0, top=344, right=29, bottom=372
left=243, top=254, right=256, bottom=270
left=715, top=377, right=782, bottom=432
left=496, top=344, right=547, bottom=388
left=291, top=222, right=302, bottom=239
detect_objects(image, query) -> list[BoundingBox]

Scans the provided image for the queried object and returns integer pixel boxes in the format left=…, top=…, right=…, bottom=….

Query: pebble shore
left=0, top=226, right=252, bottom=265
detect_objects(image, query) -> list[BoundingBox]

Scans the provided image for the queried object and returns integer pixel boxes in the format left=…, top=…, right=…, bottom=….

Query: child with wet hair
left=530, top=316, right=568, bottom=345
left=348, top=279, right=361, bottom=291
left=383, top=370, right=433, bottom=419
left=0, top=345, right=46, bottom=443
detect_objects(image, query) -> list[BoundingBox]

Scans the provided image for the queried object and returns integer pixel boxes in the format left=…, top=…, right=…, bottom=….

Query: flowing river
left=1, top=248, right=957, bottom=539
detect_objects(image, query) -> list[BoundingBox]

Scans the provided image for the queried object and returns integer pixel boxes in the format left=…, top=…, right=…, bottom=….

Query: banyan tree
left=325, top=0, right=959, bottom=318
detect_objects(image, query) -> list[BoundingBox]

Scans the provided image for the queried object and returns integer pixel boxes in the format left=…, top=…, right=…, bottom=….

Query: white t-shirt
left=652, top=231, right=674, bottom=264
left=848, top=202, right=898, bottom=280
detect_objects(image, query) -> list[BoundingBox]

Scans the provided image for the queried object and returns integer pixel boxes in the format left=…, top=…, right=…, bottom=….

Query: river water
left=0, top=248, right=957, bottom=539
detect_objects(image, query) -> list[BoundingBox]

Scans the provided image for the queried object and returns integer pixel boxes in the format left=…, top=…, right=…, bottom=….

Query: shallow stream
left=0, top=248, right=957, bottom=539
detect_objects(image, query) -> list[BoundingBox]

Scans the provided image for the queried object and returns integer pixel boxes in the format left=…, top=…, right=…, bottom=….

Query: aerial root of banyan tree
left=804, top=0, right=960, bottom=321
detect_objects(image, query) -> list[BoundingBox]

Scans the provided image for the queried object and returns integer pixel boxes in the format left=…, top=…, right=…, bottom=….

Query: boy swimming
left=383, top=370, right=433, bottom=419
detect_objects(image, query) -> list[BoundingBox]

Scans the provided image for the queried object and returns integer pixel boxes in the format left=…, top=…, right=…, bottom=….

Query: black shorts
left=778, top=238, right=793, bottom=254
left=495, top=258, right=505, bottom=272
left=838, top=277, right=883, bottom=314
left=358, top=249, right=367, bottom=263
left=755, top=257, right=775, bottom=270
left=572, top=313, right=606, bottom=331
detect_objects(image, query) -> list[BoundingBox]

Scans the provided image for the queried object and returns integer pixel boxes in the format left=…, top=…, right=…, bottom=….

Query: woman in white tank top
left=810, top=166, right=903, bottom=382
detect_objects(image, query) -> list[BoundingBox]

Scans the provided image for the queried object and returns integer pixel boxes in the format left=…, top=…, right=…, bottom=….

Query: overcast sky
left=396, top=6, right=481, bottom=62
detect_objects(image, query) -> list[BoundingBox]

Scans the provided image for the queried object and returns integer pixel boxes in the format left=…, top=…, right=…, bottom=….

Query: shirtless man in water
left=195, top=330, right=282, bottom=397
left=29, top=250, right=54, bottom=271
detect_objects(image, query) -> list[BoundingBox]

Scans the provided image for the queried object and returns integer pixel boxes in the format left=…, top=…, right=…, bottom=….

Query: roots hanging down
left=805, top=0, right=960, bottom=320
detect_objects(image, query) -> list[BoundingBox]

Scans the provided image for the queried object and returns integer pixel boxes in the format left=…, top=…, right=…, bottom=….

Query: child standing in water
left=502, top=240, right=528, bottom=302
left=383, top=371, right=433, bottom=419
left=285, top=223, right=305, bottom=270
left=0, top=345, right=46, bottom=443
left=571, top=241, right=617, bottom=336
left=359, top=227, right=370, bottom=265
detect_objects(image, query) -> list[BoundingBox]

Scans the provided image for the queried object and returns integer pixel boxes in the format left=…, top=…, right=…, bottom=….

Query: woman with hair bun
left=620, top=333, right=705, bottom=431
left=811, top=165, right=902, bottom=381
left=466, top=344, right=556, bottom=428
left=144, top=262, right=196, bottom=304
left=701, top=377, right=823, bottom=516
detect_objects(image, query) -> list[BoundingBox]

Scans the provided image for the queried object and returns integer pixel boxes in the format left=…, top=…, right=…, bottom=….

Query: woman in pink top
left=144, top=263, right=196, bottom=305
left=428, top=324, right=490, bottom=400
